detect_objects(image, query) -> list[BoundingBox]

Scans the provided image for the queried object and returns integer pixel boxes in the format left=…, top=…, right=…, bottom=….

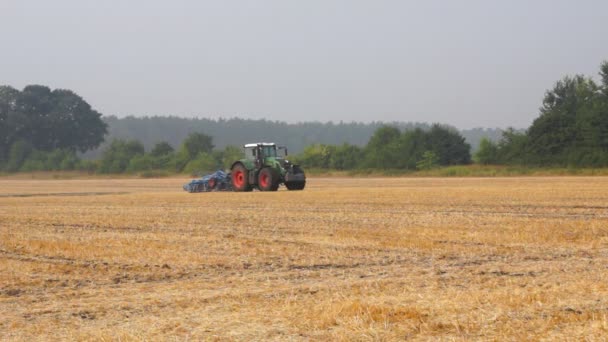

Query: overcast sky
left=2, top=0, right=607, bottom=129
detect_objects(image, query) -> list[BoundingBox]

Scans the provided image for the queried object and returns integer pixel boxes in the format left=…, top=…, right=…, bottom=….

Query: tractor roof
left=244, top=142, right=276, bottom=148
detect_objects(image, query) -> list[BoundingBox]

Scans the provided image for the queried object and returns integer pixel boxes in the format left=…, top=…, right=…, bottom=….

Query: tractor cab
left=244, top=143, right=278, bottom=165
left=244, top=142, right=291, bottom=168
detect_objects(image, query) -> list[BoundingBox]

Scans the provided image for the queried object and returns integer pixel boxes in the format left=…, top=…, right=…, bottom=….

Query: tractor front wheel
left=258, top=167, right=279, bottom=191
left=285, top=181, right=306, bottom=190
left=231, top=164, right=252, bottom=192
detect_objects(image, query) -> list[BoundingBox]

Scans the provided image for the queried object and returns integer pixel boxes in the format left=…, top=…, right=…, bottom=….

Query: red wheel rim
left=234, top=170, right=244, bottom=187
left=260, top=172, right=269, bottom=188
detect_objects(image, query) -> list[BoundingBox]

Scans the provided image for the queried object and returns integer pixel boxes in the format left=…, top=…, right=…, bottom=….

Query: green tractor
left=230, top=143, right=306, bottom=192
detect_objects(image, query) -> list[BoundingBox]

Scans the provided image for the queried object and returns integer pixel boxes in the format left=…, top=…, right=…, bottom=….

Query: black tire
left=285, top=181, right=306, bottom=190
left=258, top=167, right=279, bottom=191
left=231, top=163, right=252, bottom=192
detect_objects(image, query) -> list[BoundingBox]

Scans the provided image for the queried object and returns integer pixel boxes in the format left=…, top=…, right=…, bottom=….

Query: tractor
left=230, top=143, right=306, bottom=191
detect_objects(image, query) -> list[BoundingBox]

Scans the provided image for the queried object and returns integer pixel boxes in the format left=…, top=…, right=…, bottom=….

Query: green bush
left=150, top=141, right=174, bottom=157
left=220, top=145, right=245, bottom=169
left=6, top=140, right=33, bottom=172
left=77, top=160, right=99, bottom=173
left=3, top=144, right=81, bottom=172
left=474, top=138, right=499, bottom=165
left=127, top=154, right=155, bottom=173
left=183, top=152, right=218, bottom=176
left=416, top=151, right=439, bottom=170
left=20, top=159, right=46, bottom=172
left=98, top=139, right=145, bottom=173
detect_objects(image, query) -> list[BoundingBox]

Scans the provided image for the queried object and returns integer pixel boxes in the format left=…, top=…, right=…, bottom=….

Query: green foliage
left=2, top=139, right=80, bottom=172
left=183, top=152, right=218, bottom=176
left=0, top=85, right=107, bottom=162
left=299, top=144, right=334, bottom=169
left=363, top=126, right=402, bottom=169
left=98, top=139, right=145, bottom=173
left=601, top=61, right=608, bottom=91
left=126, top=154, right=156, bottom=173
left=6, top=140, right=33, bottom=172
left=77, top=159, right=99, bottom=173
left=293, top=124, right=471, bottom=171
left=495, top=128, right=528, bottom=164
left=220, top=145, right=245, bottom=169
left=397, top=128, right=427, bottom=169
left=426, top=124, right=472, bottom=165
left=416, top=151, right=439, bottom=170
left=172, top=148, right=191, bottom=173
left=85, top=116, right=503, bottom=160
left=330, top=144, right=362, bottom=170
left=362, top=124, right=471, bottom=170
left=150, top=141, right=174, bottom=157
left=493, top=61, right=608, bottom=167
left=182, top=132, right=214, bottom=159
left=474, top=138, right=499, bottom=165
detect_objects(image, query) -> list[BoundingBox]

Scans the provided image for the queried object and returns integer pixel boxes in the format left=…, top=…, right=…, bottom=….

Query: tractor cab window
left=245, top=148, right=256, bottom=160
left=261, top=146, right=277, bottom=158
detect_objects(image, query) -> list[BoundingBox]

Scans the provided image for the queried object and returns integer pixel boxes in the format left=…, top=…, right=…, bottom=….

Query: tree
left=98, top=139, right=145, bottom=173
left=182, top=132, right=214, bottom=159
left=496, top=128, right=528, bottom=165
left=526, top=76, right=590, bottom=164
left=0, top=85, right=107, bottom=165
left=426, top=124, right=471, bottom=166
left=363, top=126, right=402, bottom=169
left=416, top=151, right=439, bottom=170
left=0, top=86, right=21, bottom=163
left=399, top=128, right=428, bottom=169
left=330, top=144, right=362, bottom=170
left=126, top=154, right=157, bottom=172
left=183, top=152, right=218, bottom=175
left=48, top=88, right=107, bottom=152
left=600, top=61, right=608, bottom=93
left=298, top=144, right=333, bottom=169
left=220, top=145, right=244, bottom=169
left=523, top=73, right=607, bottom=166
left=474, top=138, right=499, bottom=165
left=6, top=140, right=33, bottom=172
left=150, top=141, right=174, bottom=157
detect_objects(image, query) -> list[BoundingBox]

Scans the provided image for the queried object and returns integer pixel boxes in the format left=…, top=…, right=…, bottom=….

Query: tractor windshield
left=262, top=145, right=277, bottom=158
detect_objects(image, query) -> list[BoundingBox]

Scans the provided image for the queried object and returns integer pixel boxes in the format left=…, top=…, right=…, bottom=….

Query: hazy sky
left=2, top=1, right=607, bottom=129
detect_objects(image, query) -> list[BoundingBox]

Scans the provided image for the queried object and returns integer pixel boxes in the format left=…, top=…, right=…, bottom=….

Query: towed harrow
left=183, top=170, right=233, bottom=193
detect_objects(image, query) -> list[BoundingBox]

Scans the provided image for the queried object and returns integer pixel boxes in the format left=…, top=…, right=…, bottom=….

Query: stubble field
left=1, top=177, right=608, bottom=340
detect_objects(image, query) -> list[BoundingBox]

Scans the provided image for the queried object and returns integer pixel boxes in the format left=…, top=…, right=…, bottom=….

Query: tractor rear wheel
left=231, top=164, right=252, bottom=192
left=258, top=167, right=279, bottom=191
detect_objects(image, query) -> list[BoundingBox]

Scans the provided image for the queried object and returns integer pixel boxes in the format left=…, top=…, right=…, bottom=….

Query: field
left=1, top=177, right=608, bottom=340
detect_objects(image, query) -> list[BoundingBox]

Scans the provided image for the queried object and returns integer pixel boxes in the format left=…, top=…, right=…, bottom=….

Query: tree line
left=294, top=125, right=471, bottom=170
left=1, top=60, right=607, bottom=174
left=475, top=61, right=608, bottom=167
left=95, top=133, right=244, bottom=175
left=0, top=85, right=243, bottom=174
left=0, top=86, right=476, bottom=174
left=84, top=116, right=502, bottom=159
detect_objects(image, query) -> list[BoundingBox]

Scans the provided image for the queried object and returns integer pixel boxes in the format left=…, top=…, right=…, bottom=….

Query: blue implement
left=183, top=170, right=233, bottom=193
